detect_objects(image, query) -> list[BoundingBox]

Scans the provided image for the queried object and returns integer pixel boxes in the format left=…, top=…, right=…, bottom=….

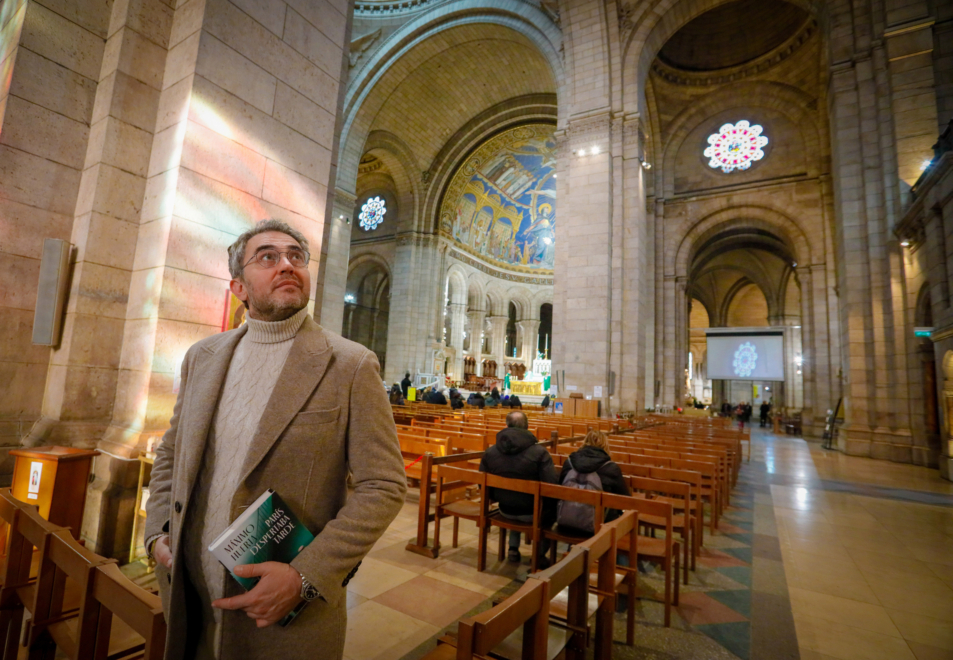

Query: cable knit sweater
left=182, top=307, right=309, bottom=659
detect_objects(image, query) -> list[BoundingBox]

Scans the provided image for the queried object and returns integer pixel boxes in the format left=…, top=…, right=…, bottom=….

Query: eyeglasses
left=243, top=248, right=310, bottom=270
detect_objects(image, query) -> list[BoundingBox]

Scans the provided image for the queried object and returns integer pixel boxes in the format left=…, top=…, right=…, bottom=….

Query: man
left=144, top=220, right=407, bottom=660
left=401, top=372, right=412, bottom=400
left=429, top=388, right=448, bottom=405
left=479, top=411, right=557, bottom=564
left=760, top=400, right=771, bottom=428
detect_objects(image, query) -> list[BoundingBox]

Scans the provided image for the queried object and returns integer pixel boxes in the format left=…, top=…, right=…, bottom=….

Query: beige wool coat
left=144, top=316, right=407, bottom=660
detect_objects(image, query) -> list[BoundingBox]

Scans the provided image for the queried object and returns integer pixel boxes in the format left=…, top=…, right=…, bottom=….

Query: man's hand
left=212, top=562, right=302, bottom=628
left=153, top=535, right=173, bottom=569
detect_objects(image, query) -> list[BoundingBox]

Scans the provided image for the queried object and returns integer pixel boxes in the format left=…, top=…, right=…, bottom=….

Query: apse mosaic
left=704, top=120, right=768, bottom=173
left=439, top=124, right=556, bottom=273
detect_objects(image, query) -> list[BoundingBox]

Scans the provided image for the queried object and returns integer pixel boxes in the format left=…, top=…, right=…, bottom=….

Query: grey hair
left=506, top=411, right=529, bottom=429
left=227, top=219, right=310, bottom=279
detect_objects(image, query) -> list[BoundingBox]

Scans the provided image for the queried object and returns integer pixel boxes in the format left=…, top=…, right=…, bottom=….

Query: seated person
left=540, top=394, right=551, bottom=408
left=448, top=388, right=464, bottom=409
left=429, top=388, right=448, bottom=405
left=467, top=391, right=486, bottom=408
left=485, top=391, right=500, bottom=408
left=508, top=394, right=522, bottom=409
left=389, top=384, right=404, bottom=405
left=479, top=411, right=557, bottom=564
left=558, top=430, right=630, bottom=524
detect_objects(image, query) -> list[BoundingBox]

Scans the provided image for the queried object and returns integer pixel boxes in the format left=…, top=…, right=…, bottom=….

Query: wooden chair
left=86, top=562, right=166, bottom=660
left=525, top=546, right=590, bottom=660
left=483, top=475, right=545, bottom=573
left=424, top=580, right=550, bottom=660
left=0, top=489, right=76, bottom=660
left=577, top=519, right=617, bottom=660
left=597, top=511, right=639, bottom=648
left=626, top=476, right=692, bottom=585
left=433, top=466, right=486, bottom=557
left=602, top=493, right=680, bottom=627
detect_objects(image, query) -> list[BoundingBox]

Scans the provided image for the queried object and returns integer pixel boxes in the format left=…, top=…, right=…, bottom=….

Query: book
left=207, top=489, right=314, bottom=591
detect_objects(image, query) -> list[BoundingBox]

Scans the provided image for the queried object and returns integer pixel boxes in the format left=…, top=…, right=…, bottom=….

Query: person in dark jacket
left=508, top=394, right=522, bottom=409
left=559, top=430, right=630, bottom=522
left=540, top=394, right=550, bottom=409
left=743, top=402, right=753, bottom=424
left=479, top=411, right=557, bottom=563
left=485, top=391, right=500, bottom=408
left=449, top=388, right=464, bottom=409
left=759, top=400, right=771, bottom=427
left=401, top=372, right=412, bottom=399
left=389, top=384, right=404, bottom=405
left=467, top=392, right=485, bottom=408
left=429, top=389, right=448, bottom=405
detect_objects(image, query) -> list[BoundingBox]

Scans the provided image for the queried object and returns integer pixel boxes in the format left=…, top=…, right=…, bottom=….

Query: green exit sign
left=914, top=327, right=933, bottom=338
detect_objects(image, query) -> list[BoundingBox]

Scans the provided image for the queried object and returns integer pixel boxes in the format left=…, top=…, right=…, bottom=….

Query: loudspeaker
left=32, top=238, right=73, bottom=346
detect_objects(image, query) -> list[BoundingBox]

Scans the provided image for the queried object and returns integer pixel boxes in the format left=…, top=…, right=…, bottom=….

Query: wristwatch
left=300, top=574, right=320, bottom=602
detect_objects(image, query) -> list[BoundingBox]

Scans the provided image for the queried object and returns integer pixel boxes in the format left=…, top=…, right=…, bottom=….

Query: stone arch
left=446, top=265, right=469, bottom=306
left=506, top=287, right=534, bottom=321
left=362, top=131, right=422, bottom=233
left=339, top=5, right=563, bottom=198
left=423, top=95, right=557, bottom=234
left=467, top=278, right=487, bottom=311
left=674, top=206, right=813, bottom=279
left=485, top=287, right=508, bottom=317
left=620, top=0, right=820, bottom=112
left=660, top=81, right=824, bottom=196
left=347, top=252, right=393, bottom=287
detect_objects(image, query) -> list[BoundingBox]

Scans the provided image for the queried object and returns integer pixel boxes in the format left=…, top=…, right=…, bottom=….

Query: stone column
left=318, top=189, right=356, bottom=333
left=488, top=316, right=508, bottom=372
left=468, top=309, right=486, bottom=377
left=448, top=302, right=467, bottom=380
left=519, top=319, right=541, bottom=368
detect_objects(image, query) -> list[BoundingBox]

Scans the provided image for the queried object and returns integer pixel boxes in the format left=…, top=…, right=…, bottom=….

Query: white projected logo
left=733, top=342, right=758, bottom=378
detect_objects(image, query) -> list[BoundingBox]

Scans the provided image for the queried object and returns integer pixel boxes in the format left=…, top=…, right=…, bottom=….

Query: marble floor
left=339, top=429, right=953, bottom=660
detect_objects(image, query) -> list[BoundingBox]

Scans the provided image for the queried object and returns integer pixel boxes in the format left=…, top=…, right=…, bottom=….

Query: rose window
left=733, top=342, right=759, bottom=378
left=359, top=196, right=386, bottom=231
left=704, top=121, right=768, bottom=173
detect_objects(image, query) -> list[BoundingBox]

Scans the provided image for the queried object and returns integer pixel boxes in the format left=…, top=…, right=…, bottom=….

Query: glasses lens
left=257, top=249, right=280, bottom=267
left=288, top=249, right=308, bottom=267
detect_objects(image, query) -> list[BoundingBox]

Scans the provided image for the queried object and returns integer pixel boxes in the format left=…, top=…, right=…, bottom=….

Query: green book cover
left=207, top=489, right=314, bottom=591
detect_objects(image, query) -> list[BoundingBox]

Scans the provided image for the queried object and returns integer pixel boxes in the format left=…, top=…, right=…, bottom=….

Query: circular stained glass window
left=704, top=120, right=768, bottom=173
left=359, top=196, right=386, bottom=231
left=733, top=341, right=759, bottom=378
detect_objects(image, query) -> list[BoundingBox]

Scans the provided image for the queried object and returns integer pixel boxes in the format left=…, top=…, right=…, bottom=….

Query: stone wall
left=0, top=0, right=353, bottom=557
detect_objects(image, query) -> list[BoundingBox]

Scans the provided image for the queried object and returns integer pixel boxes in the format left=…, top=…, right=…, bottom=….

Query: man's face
left=230, top=231, right=311, bottom=321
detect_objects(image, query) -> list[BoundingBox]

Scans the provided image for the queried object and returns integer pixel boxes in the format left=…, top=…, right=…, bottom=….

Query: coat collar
left=237, top=316, right=333, bottom=484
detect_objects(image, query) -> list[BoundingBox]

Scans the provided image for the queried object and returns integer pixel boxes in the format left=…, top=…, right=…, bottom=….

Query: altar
left=511, top=380, right=542, bottom=395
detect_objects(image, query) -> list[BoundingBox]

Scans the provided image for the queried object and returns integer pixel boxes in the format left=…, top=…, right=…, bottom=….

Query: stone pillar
left=468, top=309, right=486, bottom=378
left=448, top=302, right=467, bottom=380
left=384, top=234, right=441, bottom=383
left=488, top=316, right=508, bottom=370
left=319, top=189, right=356, bottom=333
left=519, top=319, right=541, bottom=368
left=828, top=28, right=915, bottom=459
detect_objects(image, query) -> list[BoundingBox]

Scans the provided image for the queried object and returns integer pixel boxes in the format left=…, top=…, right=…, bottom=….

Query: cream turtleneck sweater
left=182, top=306, right=309, bottom=659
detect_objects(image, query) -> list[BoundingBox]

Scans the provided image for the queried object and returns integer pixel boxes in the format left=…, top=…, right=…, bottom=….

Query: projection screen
left=706, top=330, right=785, bottom=381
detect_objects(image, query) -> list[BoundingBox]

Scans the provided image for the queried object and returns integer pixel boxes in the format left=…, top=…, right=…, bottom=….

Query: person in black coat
left=466, top=392, right=485, bottom=408
left=479, top=411, right=557, bottom=563
left=429, top=389, right=448, bottom=405
left=401, top=372, right=412, bottom=399
left=449, top=388, right=464, bottom=409
left=759, top=400, right=771, bottom=427
left=508, top=394, right=522, bottom=409
left=559, top=430, right=630, bottom=522
left=540, top=394, right=550, bottom=409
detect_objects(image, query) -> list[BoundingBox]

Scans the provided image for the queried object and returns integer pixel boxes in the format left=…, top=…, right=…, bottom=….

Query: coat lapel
left=237, top=317, right=333, bottom=485
left=181, top=326, right=248, bottom=500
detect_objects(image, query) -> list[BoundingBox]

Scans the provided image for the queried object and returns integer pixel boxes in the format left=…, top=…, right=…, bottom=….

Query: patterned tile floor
left=340, top=428, right=953, bottom=660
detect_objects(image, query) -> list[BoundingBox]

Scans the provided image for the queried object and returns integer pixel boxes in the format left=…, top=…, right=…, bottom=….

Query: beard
left=245, top=278, right=309, bottom=322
